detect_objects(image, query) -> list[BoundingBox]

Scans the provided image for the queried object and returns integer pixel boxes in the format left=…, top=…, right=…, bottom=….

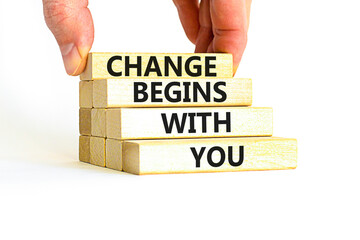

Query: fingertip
left=188, top=33, right=198, bottom=45
left=61, top=44, right=90, bottom=76
left=43, top=0, right=94, bottom=76
left=173, top=0, right=200, bottom=45
left=195, top=27, right=213, bottom=53
left=233, top=64, right=238, bottom=76
left=68, top=56, right=87, bottom=76
left=178, top=13, right=199, bottom=45
left=206, top=39, right=214, bottom=53
left=213, top=31, right=247, bottom=75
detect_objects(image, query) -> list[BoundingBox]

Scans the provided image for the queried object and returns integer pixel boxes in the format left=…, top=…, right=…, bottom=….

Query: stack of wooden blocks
left=79, top=53, right=297, bottom=175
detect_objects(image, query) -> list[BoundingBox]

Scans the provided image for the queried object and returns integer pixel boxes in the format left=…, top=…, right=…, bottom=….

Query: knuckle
left=215, top=28, right=248, bottom=44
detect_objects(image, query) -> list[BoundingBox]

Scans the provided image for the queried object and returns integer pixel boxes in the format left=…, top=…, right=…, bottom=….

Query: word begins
left=161, top=112, right=231, bottom=134
left=191, top=146, right=244, bottom=168
left=107, top=56, right=217, bottom=77
left=134, top=81, right=227, bottom=103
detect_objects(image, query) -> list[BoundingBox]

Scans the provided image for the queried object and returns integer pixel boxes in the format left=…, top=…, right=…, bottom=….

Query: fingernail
left=60, top=43, right=83, bottom=76
left=233, top=64, right=238, bottom=76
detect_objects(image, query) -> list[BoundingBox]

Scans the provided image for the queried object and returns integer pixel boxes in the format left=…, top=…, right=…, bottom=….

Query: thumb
left=43, top=0, right=94, bottom=76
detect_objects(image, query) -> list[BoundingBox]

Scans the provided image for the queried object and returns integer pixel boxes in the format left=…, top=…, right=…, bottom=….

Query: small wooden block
left=93, top=78, right=252, bottom=108
left=91, top=109, right=106, bottom=137
left=90, top=137, right=106, bottom=167
left=79, top=135, right=91, bottom=163
left=106, top=139, right=122, bottom=171
left=79, top=81, right=93, bottom=108
left=80, top=53, right=233, bottom=80
left=106, top=107, right=273, bottom=140
left=79, top=108, right=91, bottom=136
left=122, top=137, right=297, bottom=175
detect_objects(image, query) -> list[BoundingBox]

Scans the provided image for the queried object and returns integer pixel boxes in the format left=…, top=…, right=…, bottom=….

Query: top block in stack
left=80, top=53, right=233, bottom=80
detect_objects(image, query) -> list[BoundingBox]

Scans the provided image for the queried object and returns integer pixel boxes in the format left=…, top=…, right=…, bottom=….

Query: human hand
left=43, top=0, right=251, bottom=76
left=174, top=0, right=252, bottom=74
left=42, top=0, right=94, bottom=76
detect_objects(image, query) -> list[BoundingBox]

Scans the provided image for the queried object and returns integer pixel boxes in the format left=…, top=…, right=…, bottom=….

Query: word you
left=191, top=146, right=244, bottom=168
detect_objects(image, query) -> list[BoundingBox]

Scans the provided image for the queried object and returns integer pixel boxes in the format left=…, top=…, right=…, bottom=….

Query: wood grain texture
left=106, top=139, right=122, bottom=171
left=91, top=109, right=106, bottom=137
left=79, top=108, right=91, bottom=136
left=79, top=81, right=93, bottom=108
left=80, top=53, right=233, bottom=80
left=93, top=78, right=252, bottom=108
left=122, top=137, right=297, bottom=175
left=79, top=135, right=90, bottom=163
left=90, top=137, right=106, bottom=167
left=106, top=107, right=273, bottom=140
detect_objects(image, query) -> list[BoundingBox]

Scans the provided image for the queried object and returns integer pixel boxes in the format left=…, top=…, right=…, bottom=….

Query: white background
left=1, top=0, right=359, bottom=239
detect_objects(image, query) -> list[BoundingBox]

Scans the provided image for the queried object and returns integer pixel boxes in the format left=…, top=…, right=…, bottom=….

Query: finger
left=210, top=0, right=251, bottom=73
left=195, top=0, right=213, bottom=53
left=245, top=0, right=252, bottom=29
left=43, top=0, right=94, bottom=76
left=207, top=39, right=214, bottom=53
left=173, top=0, right=200, bottom=44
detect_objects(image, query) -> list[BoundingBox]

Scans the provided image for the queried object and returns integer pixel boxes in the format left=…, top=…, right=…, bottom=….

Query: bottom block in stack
left=106, top=139, right=122, bottom=171
left=80, top=136, right=297, bottom=175
left=79, top=136, right=106, bottom=167
left=122, top=137, right=297, bottom=175
left=79, top=135, right=91, bottom=164
left=79, top=136, right=122, bottom=170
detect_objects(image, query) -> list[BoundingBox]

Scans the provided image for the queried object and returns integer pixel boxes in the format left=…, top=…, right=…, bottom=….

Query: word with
left=161, top=112, right=231, bottom=134
left=191, top=146, right=244, bottom=168
left=107, top=56, right=217, bottom=77
left=133, top=81, right=227, bottom=103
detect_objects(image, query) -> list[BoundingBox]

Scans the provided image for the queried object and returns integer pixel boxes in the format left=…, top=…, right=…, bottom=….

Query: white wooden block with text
left=93, top=78, right=252, bottom=108
left=122, top=137, right=297, bottom=175
left=81, top=53, right=233, bottom=80
left=106, top=107, right=273, bottom=140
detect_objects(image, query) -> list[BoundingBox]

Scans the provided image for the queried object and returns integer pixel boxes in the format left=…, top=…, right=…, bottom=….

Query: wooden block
left=91, top=109, right=106, bottom=137
left=79, top=108, right=91, bottom=136
left=106, top=107, right=272, bottom=140
left=80, top=53, right=233, bottom=80
left=106, top=139, right=122, bottom=171
left=93, top=78, right=252, bottom=108
left=122, top=137, right=297, bottom=175
left=79, top=135, right=90, bottom=163
left=90, top=137, right=106, bottom=167
left=79, top=81, right=93, bottom=108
